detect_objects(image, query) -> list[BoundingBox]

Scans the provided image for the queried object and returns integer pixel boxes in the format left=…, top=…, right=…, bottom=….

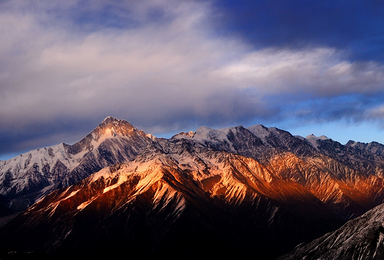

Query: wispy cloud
left=1, top=0, right=384, bottom=157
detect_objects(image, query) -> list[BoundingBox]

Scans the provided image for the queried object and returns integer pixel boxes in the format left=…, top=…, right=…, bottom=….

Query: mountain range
left=0, top=117, right=153, bottom=212
left=1, top=116, right=384, bottom=259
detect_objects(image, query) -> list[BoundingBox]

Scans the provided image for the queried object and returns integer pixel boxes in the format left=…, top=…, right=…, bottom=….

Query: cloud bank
left=1, top=0, right=384, bottom=157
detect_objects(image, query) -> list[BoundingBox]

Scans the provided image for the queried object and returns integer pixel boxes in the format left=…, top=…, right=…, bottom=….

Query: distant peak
left=305, top=134, right=329, bottom=140
left=98, top=117, right=134, bottom=129
left=247, top=124, right=272, bottom=142
left=66, top=117, right=149, bottom=155
left=87, top=116, right=143, bottom=142
left=146, top=133, right=157, bottom=141
left=172, top=131, right=195, bottom=139
left=305, top=134, right=330, bottom=149
left=102, top=116, right=119, bottom=123
left=346, top=140, right=358, bottom=147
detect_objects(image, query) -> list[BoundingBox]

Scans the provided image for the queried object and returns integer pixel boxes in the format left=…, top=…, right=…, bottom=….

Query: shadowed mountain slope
left=278, top=202, right=384, bottom=260
left=0, top=117, right=154, bottom=211
left=2, top=117, right=384, bottom=258
left=0, top=146, right=342, bottom=259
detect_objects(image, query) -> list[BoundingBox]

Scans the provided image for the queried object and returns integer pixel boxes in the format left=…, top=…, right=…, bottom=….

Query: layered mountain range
left=1, top=117, right=384, bottom=258
left=0, top=117, right=153, bottom=211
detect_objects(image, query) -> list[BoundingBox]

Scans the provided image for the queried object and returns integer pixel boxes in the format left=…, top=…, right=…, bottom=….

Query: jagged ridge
left=0, top=116, right=154, bottom=211
left=278, top=202, right=384, bottom=260
left=0, top=145, right=342, bottom=258
left=2, top=117, right=384, bottom=258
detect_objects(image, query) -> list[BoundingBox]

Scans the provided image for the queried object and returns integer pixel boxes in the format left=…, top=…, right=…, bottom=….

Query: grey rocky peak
left=278, top=203, right=384, bottom=260
left=305, top=134, right=330, bottom=149
left=0, top=117, right=153, bottom=211
left=171, top=130, right=195, bottom=139
left=2, top=118, right=384, bottom=258
left=0, top=138, right=342, bottom=259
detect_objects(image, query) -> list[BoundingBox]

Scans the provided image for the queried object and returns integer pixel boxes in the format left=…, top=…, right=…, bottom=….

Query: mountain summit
left=67, top=116, right=148, bottom=155
left=2, top=117, right=384, bottom=258
left=0, top=117, right=154, bottom=211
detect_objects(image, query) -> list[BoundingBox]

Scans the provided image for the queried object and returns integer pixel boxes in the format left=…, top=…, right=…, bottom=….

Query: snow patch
left=247, top=124, right=281, bottom=144
left=347, top=140, right=358, bottom=148
left=305, top=134, right=329, bottom=149
left=0, top=142, right=88, bottom=196
left=194, top=126, right=228, bottom=142
left=103, top=174, right=129, bottom=194
left=77, top=197, right=98, bottom=210
left=90, top=167, right=112, bottom=182
left=62, top=190, right=80, bottom=201
left=90, top=127, right=117, bottom=149
left=171, top=131, right=195, bottom=139
left=135, top=169, right=163, bottom=194
left=146, top=133, right=157, bottom=140
left=247, top=124, right=270, bottom=142
left=102, top=116, right=118, bottom=122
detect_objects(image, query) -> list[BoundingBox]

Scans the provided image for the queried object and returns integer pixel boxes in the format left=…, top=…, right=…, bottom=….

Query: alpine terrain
left=0, top=116, right=154, bottom=211
left=1, top=116, right=384, bottom=258
left=278, top=202, right=384, bottom=260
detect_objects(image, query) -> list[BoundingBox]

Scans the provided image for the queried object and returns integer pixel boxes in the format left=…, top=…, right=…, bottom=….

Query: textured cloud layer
left=1, top=0, right=384, bottom=157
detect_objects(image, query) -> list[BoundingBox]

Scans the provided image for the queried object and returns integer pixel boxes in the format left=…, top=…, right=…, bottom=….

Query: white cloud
left=1, top=0, right=384, bottom=134
left=215, top=48, right=384, bottom=97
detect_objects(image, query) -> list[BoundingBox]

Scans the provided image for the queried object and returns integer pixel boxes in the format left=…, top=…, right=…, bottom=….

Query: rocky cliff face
left=0, top=116, right=154, bottom=211
left=0, top=141, right=342, bottom=259
left=278, top=202, right=384, bottom=260
left=173, top=124, right=384, bottom=220
left=2, top=117, right=384, bottom=258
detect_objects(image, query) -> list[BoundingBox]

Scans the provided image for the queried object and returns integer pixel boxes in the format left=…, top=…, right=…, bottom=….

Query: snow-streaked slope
left=305, top=134, right=330, bottom=149
left=278, top=202, right=384, bottom=260
left=5, top=120, right=384, bottom=258
left=1, top=145, right=342, bottom=259
left=0, top=116, right=154, bottom=210
left=172, top=123, right=384, bottom=220
left=246, top=124, right=278, bottom=144
left=4, top=118, right=384, bottom=258
left=0, top=143, right=78, bottom=193
left=4, top=117, right=384, bottom=220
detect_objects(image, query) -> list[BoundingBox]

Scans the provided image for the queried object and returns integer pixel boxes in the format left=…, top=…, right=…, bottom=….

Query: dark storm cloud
left=1, top=0, right=384, bottom=159
left=215, top=0, right=384, bottom=61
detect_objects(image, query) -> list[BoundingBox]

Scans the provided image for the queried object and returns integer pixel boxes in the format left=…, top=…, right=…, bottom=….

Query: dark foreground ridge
left=1, top=117, right=384, bottom=258
left=278, top=202, right=384, bottom=260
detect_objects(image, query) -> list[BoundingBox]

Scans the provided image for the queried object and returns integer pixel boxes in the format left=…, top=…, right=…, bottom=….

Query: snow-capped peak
left=246, top=124, right=284, bottom=145
left=171, top=131, right=195, bottom=139
left=146, top=133, right=157, bottom=140
left=193, top=126, right=229, bottom=142
left=102, top=116, right=119, bottom=123
left=305, top=134, right=329, bottom=149
left=87, top=117, right=142, bottom=143
left=247, top=124, right=270, bottom=142
left=0, top=117, right=155, bottom=210
left=346, top=140, right=357, bottom=147
left=185, top=131, right=195, bottom=138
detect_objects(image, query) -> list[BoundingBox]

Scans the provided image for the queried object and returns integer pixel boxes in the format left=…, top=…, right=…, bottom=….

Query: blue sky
left=1, top=0, right=384, bottom=160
